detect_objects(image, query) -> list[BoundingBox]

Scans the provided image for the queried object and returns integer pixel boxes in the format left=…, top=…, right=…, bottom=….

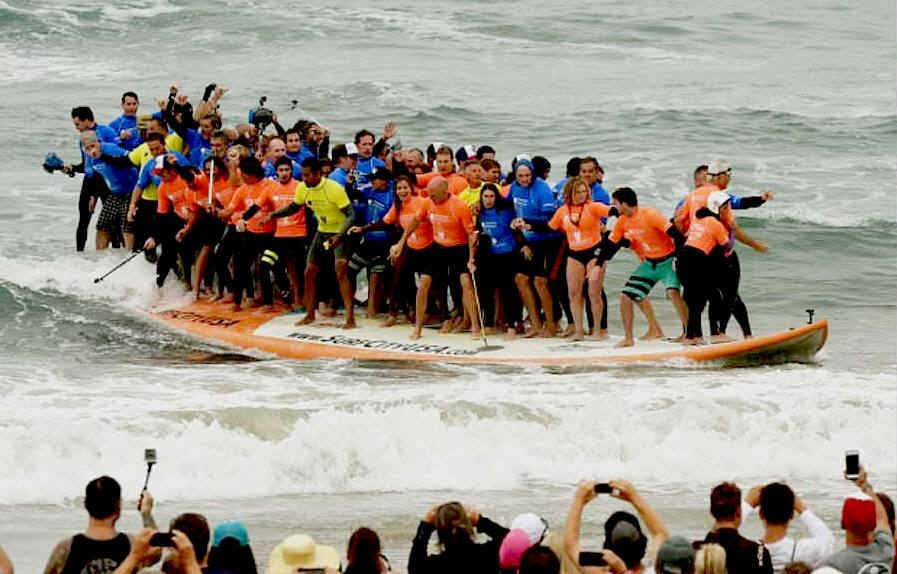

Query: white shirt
left=743, top=503, right=835, bottom=571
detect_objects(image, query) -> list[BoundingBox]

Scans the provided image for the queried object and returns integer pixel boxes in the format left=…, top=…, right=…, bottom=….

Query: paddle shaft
left=207, top=155, right=214, bottom=205
left=93, top=249, right=143, bottom=283
left=469, top=268, right=489, bottom=348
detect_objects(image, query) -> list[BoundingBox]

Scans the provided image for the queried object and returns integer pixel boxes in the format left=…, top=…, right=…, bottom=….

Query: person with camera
left=408, top=501, right=508, bottom=574
left=43, top=476, right=159, bottom=574
left=741, top=482, right=834, bottom=571
left=700, top=482, right=772, bottom=574
left=563, top=479, right=669, bottom=574
left=821, top=466, right=895, bottom=574
left=111, top=527, right=201, bottom=574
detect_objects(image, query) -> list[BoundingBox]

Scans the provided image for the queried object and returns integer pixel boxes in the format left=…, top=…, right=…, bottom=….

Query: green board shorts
left=622, top=256, right=680, bottom=301
left=307, top=231, right=349, bottom=266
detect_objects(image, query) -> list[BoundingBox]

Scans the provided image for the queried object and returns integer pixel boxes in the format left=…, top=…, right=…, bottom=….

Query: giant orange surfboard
left=152, top=301, right=827, bottom=367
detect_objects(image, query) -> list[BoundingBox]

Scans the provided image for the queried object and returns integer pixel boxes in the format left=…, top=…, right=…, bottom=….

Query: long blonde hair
left=695, top=543, right=727, bottom=574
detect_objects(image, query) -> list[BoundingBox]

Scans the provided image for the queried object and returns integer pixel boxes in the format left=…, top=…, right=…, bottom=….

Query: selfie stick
left=137, top=459, right=154, bottom=510
left=93, top=249, right=143, bottom=283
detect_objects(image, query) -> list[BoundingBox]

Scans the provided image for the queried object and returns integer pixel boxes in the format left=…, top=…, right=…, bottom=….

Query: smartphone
left=594, top=483, right=613, bottom=494
left=845, top=450, right=860, bottom=480
left=149, top=532, right=175, bottom=547
left=579, top=551, right=608, bottom=567
left=145, top=448, right=157, bottom=465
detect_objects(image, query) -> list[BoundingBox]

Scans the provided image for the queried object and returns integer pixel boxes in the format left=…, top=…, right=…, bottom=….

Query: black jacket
left=701, top=528, right=773, bottom=574
left=408, top=516, right=509, bottom=574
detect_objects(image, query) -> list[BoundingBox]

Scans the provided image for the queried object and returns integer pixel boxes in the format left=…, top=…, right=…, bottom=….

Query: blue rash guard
left=553, top=177, right=569, bottom=200
left=362, top=184, right=394, bottom=243
left=182, top=129, right=211, bottom=167
left=510, top=177, right=561, bottom=243
left=108, top=115, right=138, bottom=150
left=590, top=181, right=610, bottom=205
left=478, top=205, right=517, bottom=255
left=135, top=151, right=189, bottom=191
left=81, top=125, right=118, bottom=178
left=354, top=156, right=385, bottom=195
left=90, top=143, right=138, bottom=196
left=263, top=159, right=302, bottom=181
left=329, top=167, right=349, bottom=189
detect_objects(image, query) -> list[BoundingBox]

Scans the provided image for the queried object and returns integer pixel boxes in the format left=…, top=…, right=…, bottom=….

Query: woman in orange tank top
left=548, top=177, right=611, bottom=341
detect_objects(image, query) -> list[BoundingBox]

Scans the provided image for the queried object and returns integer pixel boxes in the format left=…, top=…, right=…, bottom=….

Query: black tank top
left=60, top=533, right=131, bottom=574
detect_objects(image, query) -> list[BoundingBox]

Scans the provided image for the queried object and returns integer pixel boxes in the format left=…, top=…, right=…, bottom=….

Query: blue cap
left=213, top=521, right=250, bottom=547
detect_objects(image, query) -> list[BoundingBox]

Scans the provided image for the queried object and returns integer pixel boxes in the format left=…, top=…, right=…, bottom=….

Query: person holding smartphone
left=821, top=464, right=895, bottom=574
left=563, top=479, right=669, bottom=574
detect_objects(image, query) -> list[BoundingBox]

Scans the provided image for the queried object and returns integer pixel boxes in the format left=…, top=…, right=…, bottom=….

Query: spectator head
left=877, top=492, right=895, bottom=535
left=782, top=561, right=812, bottom=574
left=346, top=527, right=381, bottom=572
left=693, top=542, right=725, bottom=574
left=709, top=482, right=742, bottom=525
left=532, top=156, right=551, bottom=180
left=434, top=501, right=474, bottom=550
left=565, top=157, right=582, bottom=178
left=519, top=545, right=560, bottom=574
left=500, top=529, right=535, bottom=570
left=169, top=513, right=210, bottom=565
left=841, top=495, right=877, bottom=538
left=603, top=511, right=647, bottom=569
left=759, top=482, right=796, bottom=526
left=84, top=476, right=121, bottom=521
left=655, top=536, right=696, bottom=574
left=207, top=521, right=257, bottom=574
left=476, top=145, right=496, bottom=161
left=267, top=534, right=340, bottom=574
left=510, top=513, right=550, bottom=546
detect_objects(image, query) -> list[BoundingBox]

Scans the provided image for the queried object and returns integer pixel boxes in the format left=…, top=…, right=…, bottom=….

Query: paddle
left=207, top=152, right=214, bottom=206
left=94, top=249, right=143, bottom=283
left=469, top=267, right=503, bottom=351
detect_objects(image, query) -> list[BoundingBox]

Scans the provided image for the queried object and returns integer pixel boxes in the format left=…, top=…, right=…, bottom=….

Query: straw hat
left=266, top=534, right=340, bottom=574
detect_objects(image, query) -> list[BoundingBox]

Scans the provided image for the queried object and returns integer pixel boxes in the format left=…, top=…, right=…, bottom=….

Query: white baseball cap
left=707, top=159, right=731, bottom=176
left=345, top=142, right=359, bottom=156
left=707, top=190, right=731, bottom=214
left=510, top=513, right=548, bottom=545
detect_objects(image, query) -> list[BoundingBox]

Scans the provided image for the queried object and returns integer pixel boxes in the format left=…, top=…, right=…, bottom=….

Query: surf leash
left=94, top=249, right=144, bottom=284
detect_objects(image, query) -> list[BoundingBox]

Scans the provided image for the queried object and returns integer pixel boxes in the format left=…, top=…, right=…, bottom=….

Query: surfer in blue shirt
left=509, top=158, right=561, bottom=337
left=353, top=129, right=386, bottom=197
left=347, top=168, right=396, bottom=318
left=81, top=132, right=138, bottom=250
left=263, top=137, right=302, bottom=180
left=109, top=91, right=140, bottom=151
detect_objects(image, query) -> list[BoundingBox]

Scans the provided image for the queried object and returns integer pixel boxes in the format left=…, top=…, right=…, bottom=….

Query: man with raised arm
left=564, top=479, right=669, bottom=574
left=43, top=476, right=158, bottom=574
left=266, top=157, right=356, bottom=329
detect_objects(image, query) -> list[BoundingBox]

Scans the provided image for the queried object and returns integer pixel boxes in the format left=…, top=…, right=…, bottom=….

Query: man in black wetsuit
left=43, top=476, right=158, bottom=574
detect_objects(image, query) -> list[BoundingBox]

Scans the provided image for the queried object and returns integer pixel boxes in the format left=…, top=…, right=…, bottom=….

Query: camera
left=149, top=532, right=175, bottom=547
left=579, top=552, right=607, bottom=567
left=594, top=483, right=613, bottom=494
left=845, top=450, right=860, bottom=480
left=145, top=448, right=157, bottom=465
left=249, top=96, right=274, bottom=131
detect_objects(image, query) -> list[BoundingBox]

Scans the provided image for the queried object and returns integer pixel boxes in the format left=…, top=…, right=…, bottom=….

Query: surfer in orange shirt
left=598, top=187, right=689, bottom=347
left=391, top=177, right=479, bottom=340
left=548, top=177, right=611, bottom=341
left=415, top=146, right=469, bottom=196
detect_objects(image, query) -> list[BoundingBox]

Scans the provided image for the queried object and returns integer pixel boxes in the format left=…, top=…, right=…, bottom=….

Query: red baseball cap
left=842, top=496, right=876, bottom=533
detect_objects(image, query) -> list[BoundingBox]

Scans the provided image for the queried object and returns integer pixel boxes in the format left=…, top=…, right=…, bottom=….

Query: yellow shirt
left=294, top=178, right=351, bottom=233
left=458, top=184, right=483, bottom=209
left=129, top=134, right=184, bottom=200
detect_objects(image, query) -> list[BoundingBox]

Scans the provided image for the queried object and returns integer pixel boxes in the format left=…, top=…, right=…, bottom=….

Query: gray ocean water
left=1, top=1, right=895, bottom=572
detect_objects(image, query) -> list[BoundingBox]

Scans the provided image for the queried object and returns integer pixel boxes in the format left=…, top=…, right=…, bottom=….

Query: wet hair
left=147, top=116, right=167, bottom=132
left=878, top=492, right=895, bottom=535
left=285, top=127, right=302, bottom=140
left=565, top=157, right=582, bottom=178
left=145, top=132, right=166, bottom=145
left=346, top=527, right=381, bottom=573
left=462, top=159, right=482, bottom=170
left=238, top=156, right=265, bottom=179
left=71, top=106, right=94, bottom=122
left=532, top=156, right=551, bottom=180
left=301, top=156, right=322, bottom=174
left=612, top=187, right=637, bottom=207
left=478, top=182, right=507, bottom=214
left=121, top=91, right=139, bottom=103
left=170, top=513, right=210, bottom=563
left=331, top=144, right=350, bottom=163
left=759, top=483, right=796, bottom=525
left=211, top=129, right=229, bottom=142
left=475, top=145, right=496, bottom=159
left=354, top=129, right=375, bottom=145
left=519, top=545, right=560, bottom=574
left=274, top=156, right=293, bottom=170
left=436, top=145, right=454, bottom=160
left=562, top=176, right=589, bottom=206
left=84, top=476, right=121, bottom=520
left=392, top=175, right=415, bottom=218
left=710, top=482, right=741, bottom=521
left=480, top=158, right=500, bottom=173
left=782, top=561, right=812, bottom=574
left=207, top=538, right=257, bottom=574
left=580, top=156, right=603, bottom=173
left=204, top=156, right=228, bottom=178
left=435, top=502, right=474, bottom=550
left=695, top=543, right=727, bottom=574
left=694, top=164, right=709, bottom=177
